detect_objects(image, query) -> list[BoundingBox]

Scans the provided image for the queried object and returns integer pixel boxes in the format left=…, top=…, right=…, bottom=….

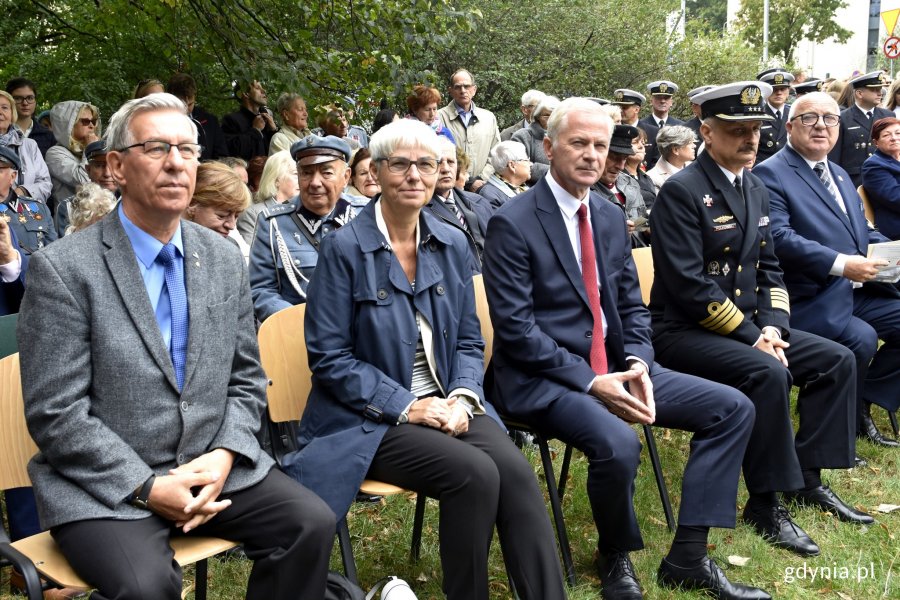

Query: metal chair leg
left=889, top=409, right=899, bottom=438
left=195, top=558, right=208, bottom=600
left=0, top=544, right=43, bottom=600
left=557, top=443, right=573, bottom=500
left=643, top=424, right=675, bottom=532
left=410, top=493, right=427, bottom=561
left=337, top=519, right=359, bottom=585
left=536, top=433, right=576, bottom=587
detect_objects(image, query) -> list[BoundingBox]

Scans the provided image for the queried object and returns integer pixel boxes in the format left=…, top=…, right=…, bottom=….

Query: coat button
left=754, top=309, right=758, bottom=315
left=724, top=246, right=731, bottom=253
left=181, top=401, right=189, bottom=411
left=585, top=331, right=592, bottom=338
left=436, top=285, right=445, bottom=295
left=177, top=453, right=185, bottom=464
left=755, top=286, right=760, bottom=292
left=760, top=240, right=767, bottom=247
left=377, top=289, right=388, bottom=299
left=737, top=265, right=743, bottom=272
left=735, top=289, right=742, bottom=296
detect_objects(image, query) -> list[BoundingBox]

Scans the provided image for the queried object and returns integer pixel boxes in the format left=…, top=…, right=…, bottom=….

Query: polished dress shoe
left=658, top=557, right=771, bottom=599
left=595, top=552, right=643, bottom=599
left=784, top=485, right=875, bottom=524
left=858, top=409, right=900, bottom=448
left=743, top=502, right=819, bottom=556
left=854, top=455, right=868, bottom=468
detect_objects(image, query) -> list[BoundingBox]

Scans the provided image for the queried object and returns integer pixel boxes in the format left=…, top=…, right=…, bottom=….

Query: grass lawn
left=2, top=406, right=898, bottom=599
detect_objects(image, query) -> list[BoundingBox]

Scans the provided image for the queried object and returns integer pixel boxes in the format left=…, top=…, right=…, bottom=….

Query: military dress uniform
left=0, top=189, right=56, bottom=255
left=248, top=195, right=355, bottom=322
left=755, top=69, right=794, bottom=165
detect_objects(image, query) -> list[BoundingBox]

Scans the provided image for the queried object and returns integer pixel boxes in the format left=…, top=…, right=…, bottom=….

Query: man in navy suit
left=755, top=91, right=900, bottom=450
left=483, top=97, right=768, bottom=600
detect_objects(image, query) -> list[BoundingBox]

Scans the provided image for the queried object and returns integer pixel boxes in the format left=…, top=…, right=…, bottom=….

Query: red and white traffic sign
left=885, top=36, right=900, bottom=59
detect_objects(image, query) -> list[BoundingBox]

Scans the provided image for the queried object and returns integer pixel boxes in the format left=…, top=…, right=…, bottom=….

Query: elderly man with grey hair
left=500, top=89, right=546, bottom=140
left=18, top=92, right=335, bottom=600
left=646, top=124, right=697, bottom=189
left=512, top=95, right=559, bottom=185
left=479, top=140, right=532, bottom=209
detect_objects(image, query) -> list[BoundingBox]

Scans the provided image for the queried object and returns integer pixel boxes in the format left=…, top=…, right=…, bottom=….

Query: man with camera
left=222, top=79, right=278, bottom=160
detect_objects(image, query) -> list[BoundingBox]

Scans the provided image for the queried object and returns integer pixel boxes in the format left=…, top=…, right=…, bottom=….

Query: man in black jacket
left=166, top=74, right=229, bottom=161
left=222, top=79, right=278, bottom=160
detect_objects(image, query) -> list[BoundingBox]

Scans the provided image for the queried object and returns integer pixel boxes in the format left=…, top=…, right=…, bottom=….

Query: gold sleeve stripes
left=770, top=288, right=790, bottom=313
left=699, top=299, right=744, bottom=335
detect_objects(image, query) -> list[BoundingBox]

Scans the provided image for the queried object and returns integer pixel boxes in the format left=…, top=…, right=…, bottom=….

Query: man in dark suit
left=755, top=91, right=900, bottom=448
left=484, top=97, right=768, bottom=600
left=639, top=80, right=685, bottom=169
left=829, top=71, right=893, bottom=187
left=755, top=68, right=794, bottom=164
left=17, top=93, right=335, bottom=600
left=649, top=82, right=869, bottom=561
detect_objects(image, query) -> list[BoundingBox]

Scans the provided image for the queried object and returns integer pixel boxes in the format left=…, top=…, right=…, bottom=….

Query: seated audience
left=237, top=150, right=297, bottom=244
left=406, top=84, right=456, bottom=144
left=244, top=156, right=265, bottom=193
left=222, top=79, right=278, bottom=159
left=167, top=73, right=229, bottom=160
left=478, top=141, right=531, bottom=209
left=372, top=108, right=399, bottom=133
left=220, top=155, right=250, bottom=184
left=318, top=106, right=361, bottom=151
left=455, top=146, right=471, bottom=188
left=861, top=117, right=900, bottom=239
left=0, top=90, right=52, bottom=203
left=345, top=147, right=380, bottom=208
left=55, top=140, right=118, bottom=237
left=600, top=103, right=623, bottom=124
left=623, top=126, right=658, bottom=208
left=186, top=161, right=253, bottom=261
left=132, top=78, right=164, bottom=98
left=646, top=124, right=697, bottom=189
left=45, top=101, right=101, bottom=203
left=511, top=95, right=559, bottom=184
left=0, top=146, right=55, bottom=254
left=593, top=124, right=651, bottom=246
left=269, top=92, right=312, bottom=155
left=6, top=77, right=55, bottom=156
left=65, top=182, right=117, bottom=235
left=500, top=89, right=545, bottom=140
left=283, top=118, right=567, bottom=600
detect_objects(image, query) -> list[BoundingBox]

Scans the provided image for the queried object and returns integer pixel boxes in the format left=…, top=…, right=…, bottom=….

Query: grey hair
left=656, top=125, right=698, bottom=159
left=435, top=135, right=457, bottom=158
left=521, top=89, right=546, bottom=108
left=787, top=91, right=839, bottom=120
left=489, top=141, right=528, bottom=172
left=533, top=95, right=561, bottom=120
left=255, top=150, right=296, bottom=203
left=600, top=104, right=622, bottom=122
left=105, top=93, right=197, bottom=152
left=368, top=118, right=442, bottom=162
left=546, top=97, right=613, bottom=143
left=276, top=92, right=305, bottom=116
left=67, top=183, right=117, bottom=234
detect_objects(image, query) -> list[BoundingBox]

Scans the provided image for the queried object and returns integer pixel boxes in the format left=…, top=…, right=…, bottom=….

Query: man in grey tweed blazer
left=17, top=94, right=335, bottom=600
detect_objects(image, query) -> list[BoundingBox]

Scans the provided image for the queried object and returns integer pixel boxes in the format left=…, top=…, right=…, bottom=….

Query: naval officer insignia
left=703, top=195, right=714, bottom=207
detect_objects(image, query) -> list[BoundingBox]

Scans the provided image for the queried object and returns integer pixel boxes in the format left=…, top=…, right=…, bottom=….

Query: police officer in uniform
left=611, top=89, right=645, bottom=127
left=755, top=68, right=794, bottom=164
left=649, top=82, right=864, bottom=558
left=55, top=140, right=119, bottom=237
left=0, top=146, right=55, bottom=255
left=793, top=79, right=824, bottom=98
left=829, top=71, right=893, bottom=188
left=248, top=135, right=355, bottom=322
left=639, top=80, right=685, bottom=169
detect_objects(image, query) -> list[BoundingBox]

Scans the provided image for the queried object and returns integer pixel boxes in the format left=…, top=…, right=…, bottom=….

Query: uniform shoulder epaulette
left=261, top=203, right=295, bottom=220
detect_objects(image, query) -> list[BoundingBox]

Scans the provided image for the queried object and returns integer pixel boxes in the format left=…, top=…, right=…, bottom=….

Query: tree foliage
left=735, top=0, right=852, bottom=65
left=686, top=0, right=728, bottom=32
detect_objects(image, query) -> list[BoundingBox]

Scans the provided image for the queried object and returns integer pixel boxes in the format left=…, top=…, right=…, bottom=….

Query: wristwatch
left=129, top=474, right=156, bottom=509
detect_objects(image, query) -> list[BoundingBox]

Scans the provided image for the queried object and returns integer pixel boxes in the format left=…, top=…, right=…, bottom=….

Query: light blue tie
left=157, top=243, right=188, bottom=391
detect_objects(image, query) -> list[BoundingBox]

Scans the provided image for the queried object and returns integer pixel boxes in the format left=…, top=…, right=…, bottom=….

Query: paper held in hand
left=867, top=241, right=900, bottom=283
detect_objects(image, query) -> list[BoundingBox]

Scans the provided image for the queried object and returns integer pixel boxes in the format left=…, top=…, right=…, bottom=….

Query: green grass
left=3, top=408, right=898, bottom=599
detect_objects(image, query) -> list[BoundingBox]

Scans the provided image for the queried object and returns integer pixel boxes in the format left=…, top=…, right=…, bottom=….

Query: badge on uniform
left=707, top=261, right=721, bottom=275
left=713, top=215, right=734, bottom=223
left=758, top=216, right=769, bottom=227
left=703, top=195, right=714, bottom=207
left=0, top=213, right=9, bottom=223
left=722, top=263, right=730, bottom=276
left=714, top=223, right=737, bottom=231
left=293, top=232, right=303, bottom=245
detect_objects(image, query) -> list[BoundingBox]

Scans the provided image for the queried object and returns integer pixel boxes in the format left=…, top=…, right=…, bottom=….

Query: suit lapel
left=535, top=180, right=591, bottom=310
left=830, top=161, right=868, bottom=253
left=102, top=213, right=180, bottom=391
left=181, top=225, right=212, bottom=392
left=738, top=176, right=762, bottom=261
left=785, top=147, right=855, bottom=239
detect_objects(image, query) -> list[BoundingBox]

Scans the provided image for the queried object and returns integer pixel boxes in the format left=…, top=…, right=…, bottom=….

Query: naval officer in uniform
left=829, top=71, right=893, bottom=187
left=0, top=146, right=55, bottom=255
left=639, top=80, right=685, bottom=170
left=248, top=135, right=356, bottom=322
left=755, top=68, right=794, bottom=164
left=649, top=82, right=864, bottom=558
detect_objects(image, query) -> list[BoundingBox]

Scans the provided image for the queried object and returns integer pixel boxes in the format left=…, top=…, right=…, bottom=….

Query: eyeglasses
left=792, top=113, right=840, bottom=127
left=378, top=156, right=438, bottom=175
left=119, top=140, right=204, bottom=160
left=78, top=118, right=99, bottom=127
left=13, top=95, right=36, bottom=104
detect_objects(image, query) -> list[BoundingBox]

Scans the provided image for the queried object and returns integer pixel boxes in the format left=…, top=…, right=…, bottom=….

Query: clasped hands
left=407, top=396, right=471, bottom=436
left=590, top=362, right=655, bottom=425
left=146, top=448, right=235, bottom=533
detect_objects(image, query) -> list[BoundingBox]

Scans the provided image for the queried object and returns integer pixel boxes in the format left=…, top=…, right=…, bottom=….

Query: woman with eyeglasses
left=283, top=119, right=566, bottom=600
left=862, top=117, right=900, bottom=239
left=0, top=90, right=52, bottom=203
left=45, top=101, right=101, bottom=203
left=6, top=77, right=55, bottom=157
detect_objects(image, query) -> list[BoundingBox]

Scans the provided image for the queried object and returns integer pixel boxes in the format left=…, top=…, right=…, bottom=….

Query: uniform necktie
left=658, top=120, right=665, bottom=129
left=775, top=109, right=781, bottom=121
left=733, top=175, right=743, bottom=200
left=866, top=110, right=873, bottom=121
left=157, top=243, right=188, bottom=391
left=577, top=204, right=607, bottom=374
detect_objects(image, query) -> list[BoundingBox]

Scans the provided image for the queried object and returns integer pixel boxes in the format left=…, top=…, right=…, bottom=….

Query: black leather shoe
left=858, top=409, right=900, bottom=447
left=784, top=485, right=875, bottom=524
left=595, top=552, right=643, bottom=599
left=658, top=557, right=771, bottom=599
left=743, top=502, right=820, bottom=556
left=854, top=455, right=868, bottom=468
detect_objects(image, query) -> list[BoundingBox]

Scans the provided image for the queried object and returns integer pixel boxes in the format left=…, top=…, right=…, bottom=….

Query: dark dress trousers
left=639, top=115, right=685, bottom=169
left=483, top=177, right=754, bottom=554
left=755, top=146, right=900, bottom=413
left=829, top=105, right=893, bottom=188
left=649, top=151, right=856, bottom=494
left=861, top=149, right=900, bottom=240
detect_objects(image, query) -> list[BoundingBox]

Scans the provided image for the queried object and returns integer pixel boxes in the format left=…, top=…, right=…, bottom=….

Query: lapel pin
left=703, top=195, right=714, bottom=207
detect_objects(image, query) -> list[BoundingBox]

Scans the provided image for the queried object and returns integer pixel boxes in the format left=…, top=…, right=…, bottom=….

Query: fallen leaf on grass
left=416, top=572, right=428, bottom=583
left=835, top=592, right=854, bottom=600
left=875, top=503, right=900, bottom=513
left=727, top=555, right=750, bottom=566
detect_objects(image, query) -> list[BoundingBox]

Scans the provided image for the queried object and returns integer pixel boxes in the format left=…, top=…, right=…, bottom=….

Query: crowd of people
left=1, top=64, right=898, bottom=600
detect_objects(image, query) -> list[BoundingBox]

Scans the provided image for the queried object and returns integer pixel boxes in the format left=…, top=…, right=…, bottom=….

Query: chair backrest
left=0, top=312, right=18, bottom=359
left=858, top=185, right=875, bottom=226
left=257, top=304, right=309, bottom=424
left=631, top=247, right=654, bottom=306
left=472, top=274, right=492, bottom=369
left=0, top=353, right=39, bottom=490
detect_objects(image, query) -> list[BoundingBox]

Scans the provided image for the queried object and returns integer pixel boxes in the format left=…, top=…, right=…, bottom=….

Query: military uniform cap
left=290, top=134, right=351, bottom=166
left=850, top=71, right=890, bottom=89
left=0, top=146, right=21, bottom=171
left=687, top=86, right=715, bottom=102
left=609, top=124, right=639, bottom=156
left=757, top=68, right=795, bottom=87
left=586, top=97, right=610, bottom=106
left=647, top=81, right=679, bottom=96
left=612, top=89, right=646, bottom=106
left=793, top=79, right=824, bottom=95
left=694, top=81, right=775, bottom=122
left=84, top=140, right=108, bottom=161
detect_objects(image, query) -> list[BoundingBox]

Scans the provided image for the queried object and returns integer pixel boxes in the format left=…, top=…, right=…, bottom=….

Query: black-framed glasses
left=792, top=113, right=840, bottom=127
left=119, top=140, right=203, bottom=160
left=12, top=95, right=36, bottom=104
left=378, top=156, right=438, bottom=175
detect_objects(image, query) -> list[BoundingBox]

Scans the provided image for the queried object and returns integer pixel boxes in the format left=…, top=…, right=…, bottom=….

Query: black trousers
left=654, top=327, right=856, bottom=493
left=51, top=468, right=335, bottom=600
left=366, top=415, right=566, bottom=600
